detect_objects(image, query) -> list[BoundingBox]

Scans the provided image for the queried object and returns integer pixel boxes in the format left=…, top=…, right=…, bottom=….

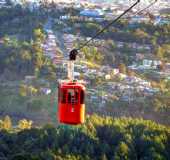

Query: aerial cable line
left=88, top=0, right=158, bottom=48
left=68, top=0, right=141, bottom=60
left=77, top=0, right=141, bottom=51
left=68, top=0, right=158, bottom=58
left=125, top=0, right=158, bottom=18
left=133, top=0, right=157, bottom=16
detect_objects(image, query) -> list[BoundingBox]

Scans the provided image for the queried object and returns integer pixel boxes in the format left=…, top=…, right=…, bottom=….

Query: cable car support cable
left=133, top=0, right=157, bottom=16
left=77, top=0, right=141, bottom=51
left=69, top=0, right=157, bottom=51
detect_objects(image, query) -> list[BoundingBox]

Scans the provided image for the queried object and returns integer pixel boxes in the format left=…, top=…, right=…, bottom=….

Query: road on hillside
left=44, top=18, right=68, bottom=60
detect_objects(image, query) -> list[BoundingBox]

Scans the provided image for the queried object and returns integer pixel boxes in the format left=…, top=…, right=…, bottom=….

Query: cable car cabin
left=58, top=80, right=85, bottom=125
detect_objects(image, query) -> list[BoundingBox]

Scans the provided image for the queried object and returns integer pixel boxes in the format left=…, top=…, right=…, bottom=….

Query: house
left=48, top=34, right=56, bottom=39
left=112, top=69, right=119, bottom=75
left=153, top=60, right=162, bottom=66
left=116, top=73, right=127, bottom=80
left=0, top=0, right=6, bottom=7
left=40, top=88, right=51, bottom=95
left=105, top=74, right=111, bottom=80
left=74, top=72, right=80, bottom=78
left=24, top=76, right=36, bottom=84
left=136, top=53, right=144, bottom=61
left=80, top=9, right=104, bottom=18
left=129, top=15, right=150, bottom=23
left=97, top=72, right=105, bottom=77
left=120, top=95, right=130, bottom=102
left=60, top=15, right=70, bottom=20
left=143, top=59, right=152, bottom=66
left=48, top=42, right=56, bottom=47
left=139, top=81, right=151, bottom=87
left=116, top=41, right=124, bottom=48
left=128, top=64, right=138, bottom=70
left=165, top=63, right=170, bottom=73
left=0, top=39, right=4, bottom=44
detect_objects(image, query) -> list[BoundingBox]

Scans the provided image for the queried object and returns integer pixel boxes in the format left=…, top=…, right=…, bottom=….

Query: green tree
left=33, top=28, right=45, bottom=43
left=114, top=142, right=130, bottom=160
left=3, top=115, right=12, bottom=130
left=134, top=29, right=149, bottom=39
left=18, top=119, right=33, bottom=130
left=156, top=46, right=164, bottom=60
left=118, top=63, right=126, bottom=74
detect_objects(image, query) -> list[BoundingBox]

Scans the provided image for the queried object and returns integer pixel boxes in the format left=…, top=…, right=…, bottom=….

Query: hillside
left=0, top=115, right=170, bottom=160
left=0, top=2, right=169, bottom=159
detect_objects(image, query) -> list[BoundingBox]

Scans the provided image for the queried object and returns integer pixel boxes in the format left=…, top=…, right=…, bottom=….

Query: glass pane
left=68, top=89, right=79, bottom=104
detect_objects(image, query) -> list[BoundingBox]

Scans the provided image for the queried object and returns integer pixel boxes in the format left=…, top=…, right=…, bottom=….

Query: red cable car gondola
left=58, top=49, right=86, bottom=125
left=58, top=80, right=85, bottom=125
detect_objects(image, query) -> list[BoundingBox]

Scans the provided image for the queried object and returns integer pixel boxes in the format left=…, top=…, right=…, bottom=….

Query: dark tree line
left=0, top=114, right=169, bottom=160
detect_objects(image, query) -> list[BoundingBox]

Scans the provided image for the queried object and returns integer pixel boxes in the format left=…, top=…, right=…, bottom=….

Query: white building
left=0, top=0, right=6, bottom=7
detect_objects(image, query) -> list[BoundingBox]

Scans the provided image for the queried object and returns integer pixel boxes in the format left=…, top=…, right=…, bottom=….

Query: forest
left=0, top=29, right=56, bottom=81
left=0, top=115, right=170, bottom=160
left=0, top=3, right=56, bottom=81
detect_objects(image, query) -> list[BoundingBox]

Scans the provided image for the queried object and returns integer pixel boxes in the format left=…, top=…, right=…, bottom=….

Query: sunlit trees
left=3, top=116, right=12, bottom=130
left=118, top=63, right=126, bottom=74
left=81, top=46, right=104, bottom=65
left=114, top=142, right=130, bottom=160
left=0, top=28, right=56, bottom=80
left=134, top=29, right=149, bottom=39
left=155, top=46, right=164, bottom=60
left=18, top=119, right=33, bottom=129
left=33, top=28, right=45, bottom=43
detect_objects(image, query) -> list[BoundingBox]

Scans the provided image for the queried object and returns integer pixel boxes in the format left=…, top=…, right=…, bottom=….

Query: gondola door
left=58, top=82, right=85, bottom=125
left=67, top=88, right=79, bottom=122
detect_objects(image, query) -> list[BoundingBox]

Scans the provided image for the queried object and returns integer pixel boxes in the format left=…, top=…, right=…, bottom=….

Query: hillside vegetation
left=0, top=115, right=170, bottom=160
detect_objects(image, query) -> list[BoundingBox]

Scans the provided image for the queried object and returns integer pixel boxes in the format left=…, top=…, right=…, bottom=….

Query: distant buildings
left=129, top=15, right=150, bottom=24
left=0, top=0, right=6, bottom=5
left=128, top=59, right=162, bottom=71
left=80, top=9, right=104, bottom=18
left=0, top=0, right=9, bottom=8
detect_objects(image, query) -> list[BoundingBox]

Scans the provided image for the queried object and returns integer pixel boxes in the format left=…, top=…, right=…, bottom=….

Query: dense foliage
left=0, top=3, right=47, bottom=40
left=0, top=115, right=170, bottom=160
left=0, top=3, right=56, bottom=80
left=0, top=29, right=56, bottom=80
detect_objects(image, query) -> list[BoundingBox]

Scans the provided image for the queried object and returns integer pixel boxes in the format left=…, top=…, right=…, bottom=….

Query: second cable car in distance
left=58, top=49, right=86, bottom=125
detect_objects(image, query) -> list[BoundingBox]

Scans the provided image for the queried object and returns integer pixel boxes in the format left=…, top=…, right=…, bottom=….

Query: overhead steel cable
left=68, top=0, right=141, bottom=59
left=133, top=0, right=157, bottom=16
left=84, top=0, right=158, bottom=49
left=70, top=0, right=158, bottom=60
left=77, top=0, right=141, bottom=51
